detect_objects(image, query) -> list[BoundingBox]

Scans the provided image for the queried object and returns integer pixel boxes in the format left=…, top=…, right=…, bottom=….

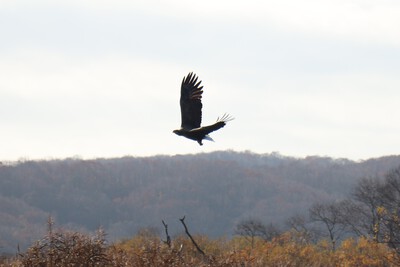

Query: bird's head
left=173, top=129, right=183, bottom=136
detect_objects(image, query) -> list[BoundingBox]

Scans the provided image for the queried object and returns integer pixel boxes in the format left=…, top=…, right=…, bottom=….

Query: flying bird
left=173, top=72, right=233, bottom=145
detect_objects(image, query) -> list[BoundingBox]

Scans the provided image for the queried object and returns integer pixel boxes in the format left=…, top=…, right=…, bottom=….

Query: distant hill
left=1, top=151, right=400, bottom=253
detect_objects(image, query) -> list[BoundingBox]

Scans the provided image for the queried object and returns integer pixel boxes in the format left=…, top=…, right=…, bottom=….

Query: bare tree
left=264, top=223, right=282, bottom=241
left=234, top=218, right=268, bottom=248
left=286, top=214, right=317, bottom=244
left=378, top=168, right=400, bottom=251
left=179, top=216, right=206, bottom=256
left=161, top=220, right=171, bottom=247
left=334, top=199, right=366, bottom=238
left=348, top=168, right=400, bottom=253
left=352, top=177, right=385, bottom=241
left=309, top=202, right=348, bottom=250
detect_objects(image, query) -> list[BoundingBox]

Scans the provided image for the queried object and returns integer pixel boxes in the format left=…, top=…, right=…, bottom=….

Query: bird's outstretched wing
left=180, top=72, right=203, bottom=129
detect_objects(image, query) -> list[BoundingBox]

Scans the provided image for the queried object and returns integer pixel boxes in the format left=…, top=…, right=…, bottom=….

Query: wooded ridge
left=1, top=151, right=400, bottom=253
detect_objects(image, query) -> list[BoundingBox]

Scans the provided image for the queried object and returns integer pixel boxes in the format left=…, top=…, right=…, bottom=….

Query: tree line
left=1, top=154, right=400, bottom=265
left=235, top=166, right=400, bottom=256
left=1, top=151, right=400, bottom=255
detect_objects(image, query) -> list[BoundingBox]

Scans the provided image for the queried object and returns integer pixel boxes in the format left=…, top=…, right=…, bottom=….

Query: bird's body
left=173, top=72, right=233, bottom=145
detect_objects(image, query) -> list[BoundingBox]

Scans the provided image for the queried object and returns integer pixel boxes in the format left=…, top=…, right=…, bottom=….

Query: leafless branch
left=179, top=216, right=205, bottom=256
left=161, top=220, right=171, bottom=247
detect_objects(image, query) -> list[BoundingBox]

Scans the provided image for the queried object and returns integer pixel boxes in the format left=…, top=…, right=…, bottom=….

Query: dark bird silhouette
left=173, top=72, right=233, bottom=145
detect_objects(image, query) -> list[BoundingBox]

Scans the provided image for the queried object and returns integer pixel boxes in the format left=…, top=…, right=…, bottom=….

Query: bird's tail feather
left=216, top=113, right=234, bottom=122
left=204, top=135, right=214, bottom=142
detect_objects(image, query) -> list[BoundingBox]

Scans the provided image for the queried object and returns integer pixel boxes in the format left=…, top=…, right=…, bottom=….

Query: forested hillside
left=1, top=151, right=400, bottom=253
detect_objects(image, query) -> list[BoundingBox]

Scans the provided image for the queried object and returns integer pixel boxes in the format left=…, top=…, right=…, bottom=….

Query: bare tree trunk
left=179, top=216, right=206, bottom=256
left=162, top=220, right=171, bottom=247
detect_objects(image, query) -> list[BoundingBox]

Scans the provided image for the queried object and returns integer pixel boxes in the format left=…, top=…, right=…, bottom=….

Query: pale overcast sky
left=1, top=0, right=400, bottom=161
